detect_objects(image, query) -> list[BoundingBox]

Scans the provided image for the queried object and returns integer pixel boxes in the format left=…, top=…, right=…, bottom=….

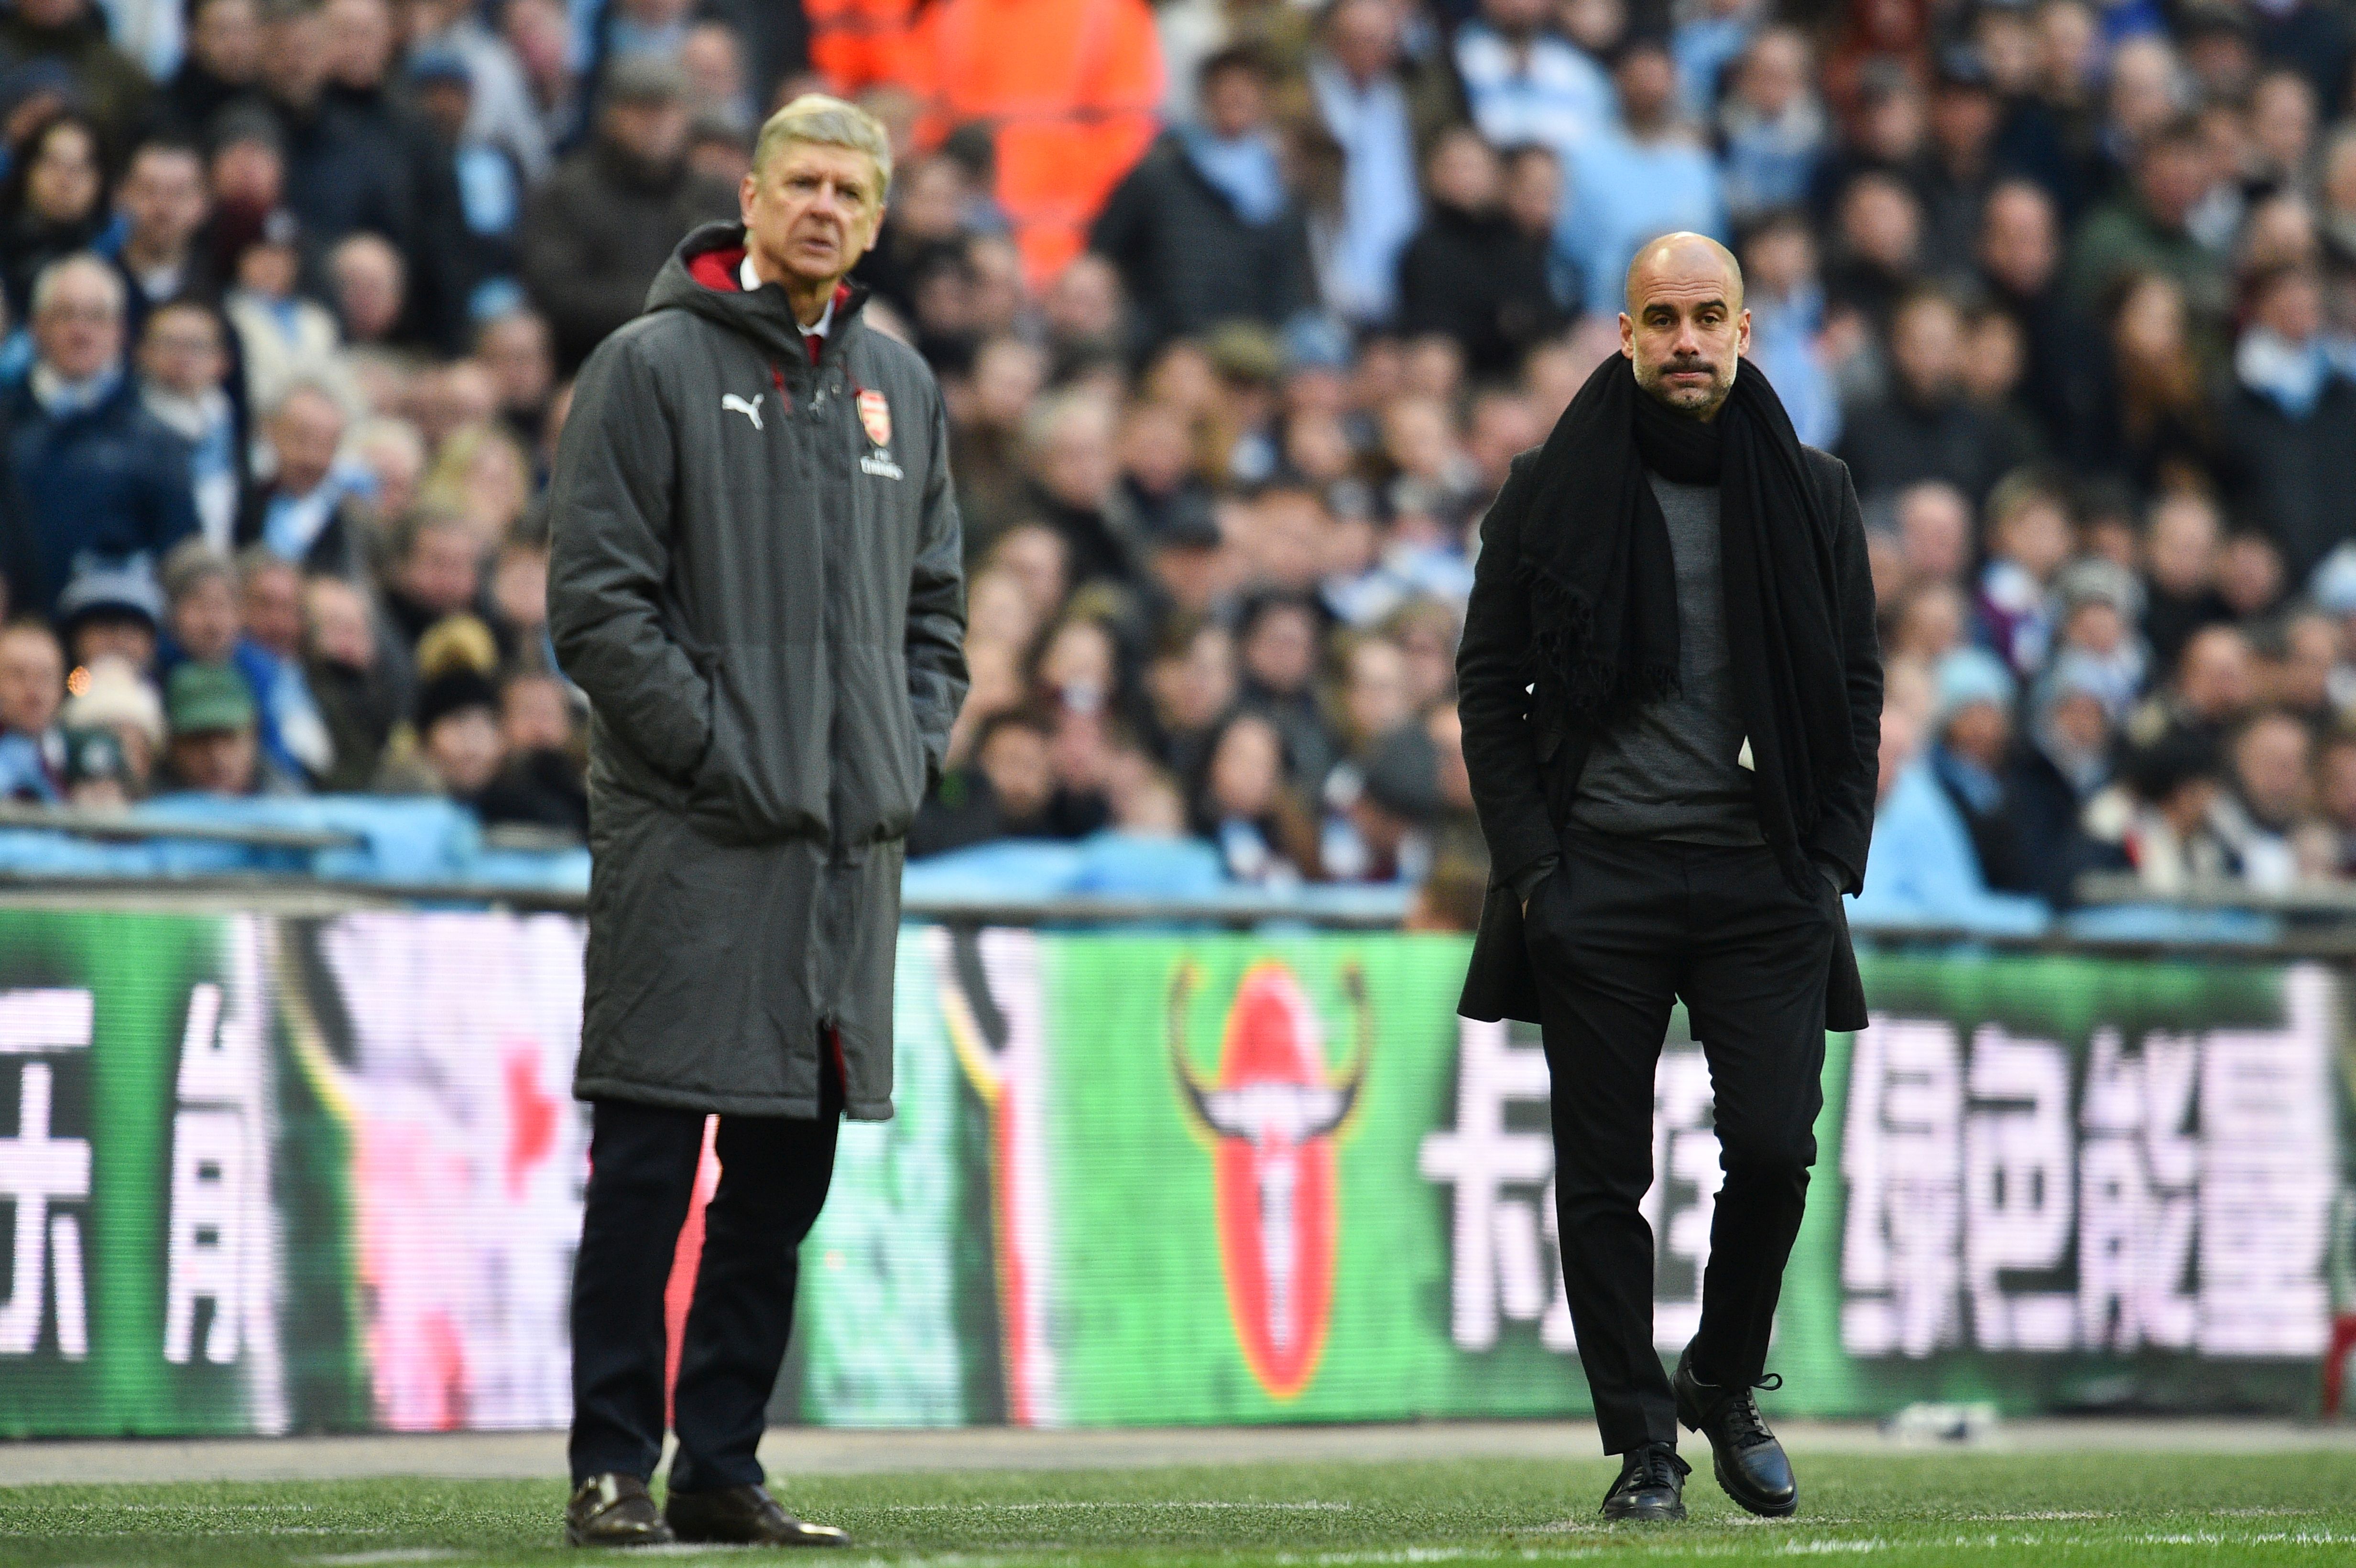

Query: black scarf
left=1515, top=354, right=1851, bottom=883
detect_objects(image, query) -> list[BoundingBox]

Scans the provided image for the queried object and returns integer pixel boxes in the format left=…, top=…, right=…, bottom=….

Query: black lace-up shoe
left=1600, top=1441, right=1690, bottom=1521
left=665, top=1483, right=851, bottom=1547
left=565, top=1473, right=674, bottom=1547
left=1673, top=1344, right=1798, bottom=1517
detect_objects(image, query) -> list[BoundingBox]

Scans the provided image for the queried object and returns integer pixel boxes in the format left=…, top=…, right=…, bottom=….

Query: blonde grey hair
left=30, top=252, right=125, bottom=321
left=753, top=94, right=894, bottom=204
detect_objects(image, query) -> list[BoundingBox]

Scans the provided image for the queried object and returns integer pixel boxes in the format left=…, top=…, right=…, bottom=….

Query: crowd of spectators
left=4, top=0, right=2356, bottom=923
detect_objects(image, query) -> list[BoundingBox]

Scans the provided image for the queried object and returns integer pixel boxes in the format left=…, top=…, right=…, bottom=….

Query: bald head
left=1624, top=232, right=1743, bottom=316
left=1621, top=232, right=1749, bottom=420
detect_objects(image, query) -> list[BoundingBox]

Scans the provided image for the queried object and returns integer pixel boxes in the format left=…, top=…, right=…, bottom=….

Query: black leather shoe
left=1600, top=1442, right=1689, bottom=1521
left=565, top=1473, right=675, bottom=1547
left=665, top=1483, right=851, bottom=1547
left=1673, top=1344, right=1798, bottom=1517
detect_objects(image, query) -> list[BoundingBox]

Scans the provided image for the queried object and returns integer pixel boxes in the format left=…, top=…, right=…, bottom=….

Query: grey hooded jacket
left=548, top=221, right=968, bottom=1120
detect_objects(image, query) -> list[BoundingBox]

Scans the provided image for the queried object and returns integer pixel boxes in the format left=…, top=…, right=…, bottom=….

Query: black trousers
left=1525, top=831, right=1833, bottom=1454
left=568, top=1060, right=842, bottom=1491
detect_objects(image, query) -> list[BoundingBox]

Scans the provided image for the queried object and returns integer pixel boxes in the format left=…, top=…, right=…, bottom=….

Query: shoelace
left=1720, top=1373, right=1784, bottom=1450
left=1622, top=1445, right=1693, bottom=1492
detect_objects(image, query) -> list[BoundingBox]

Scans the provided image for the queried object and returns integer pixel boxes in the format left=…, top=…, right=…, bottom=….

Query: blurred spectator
left=302, top=572, right=395, bottom=791
left=1235, top=588, right=1338, bottom=792
left=1306, top=0, right=1421, bottom=326
left=1090, top=48, right=1315, bottom=355
left=57, top=653, right=162, bottom=794
left=1190, top=707, right=1320, bottom=884
left=477, top=667, right=583, bottom=831
left=377, top=661, right=504, bottom=805
left=1560, top=34, right=1727, bottom=319
left=1974, top=470, right=2075, bottom=674
left=2139, top=490, right=2230, bottom=671
left=160, top=656, right=277, bottom=795
left=2131, top=621, right=2258, bottom=754
left=136, top=298, right=245, bottom=552
left=56, top=556, right=164, bottom=675
left=1976, top=178, right=2104, bottom=463
left=405, top=46, right=523, bottom=329
left=2007, top=649, right=2129, bottom=907
left=518, top=55, right=732, bottom=372
left=160, top=536, right=238, bottom=665
left=475, top=308, right=556, bottom=449
left=326, top=230, right=406, bottom=351
left=379, top=507, right=482, bottom=676
left=1719, top=26, right=1825, bottom=223
left=1841, top=287, right=2032, bottom=507
left=158, top=0, right=262, bottom=137
left=1, top=109, right=108, bottom=329
left=1453, top=0, right=1612, bottom=160
left=0, top=0, right=149, bottom=149
left=2089, top=727, right=2232, bottom=892
left=2215, top=264, right=2356, bottom=585
left=2069, top=114, right=2232, bottom=324
left=1926, top=646, right=2032, bottom=896
left=1737, top=207, right=1838, bottom=448
left=106, top=135, right=214, bottom=322
left=2210, top=708, right=2311, bottom=888
left=230, top=544, right=330, bottom=783
left=1021, top=393, right=1146, bottom=592
left=4, top=254, right=198, bottom=616
left=1851, top=699, right=2050, bottom=932
left=403, top=0, right=548, bottom=182
left=1920, top=45, right=2005, bottom=271
left=238, top=380, right=369, bottom=576
left=222, top=208, right=346, bottom=415
left=1396, top=125, right=1562, bottom=377
left=0, top=618, right=66, bottom=800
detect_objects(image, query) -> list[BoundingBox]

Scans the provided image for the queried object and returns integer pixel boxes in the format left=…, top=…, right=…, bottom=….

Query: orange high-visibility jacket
left=807, top=0, right=918, bottom=95
left=910, top=0, right=1164, bottom=286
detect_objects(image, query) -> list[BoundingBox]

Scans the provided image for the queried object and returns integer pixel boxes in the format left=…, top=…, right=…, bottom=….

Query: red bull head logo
left=1171, top=959, right=1370, bottom=1401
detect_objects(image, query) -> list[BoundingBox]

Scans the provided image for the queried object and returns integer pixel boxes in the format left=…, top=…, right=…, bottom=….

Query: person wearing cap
left=1456, top=235, right=1880, bottom=1522
left=56, top=555, right=166, bottom=675
left=1923, top=644, right=2032, bottom=895
left=2008, top=650, right=2130, bottom=908
left=2, top=253, right=201, bottom=617
left=1920, top=45, right=2003, bottom=270
left=159, top=658, right=271, bottom=795
left=377, top=663, right=506, bottom=804
left=547, top=94, right=965, bottom=1549
left=519, top=53, right=737, bottom=373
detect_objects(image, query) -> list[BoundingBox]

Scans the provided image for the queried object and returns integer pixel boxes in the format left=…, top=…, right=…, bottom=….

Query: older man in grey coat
left=547, top=95, right=966, bottom=1549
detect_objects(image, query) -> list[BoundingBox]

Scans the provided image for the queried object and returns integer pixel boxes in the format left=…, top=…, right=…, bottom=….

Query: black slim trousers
left=1525, top=830, right=1834, bottom=1454
left=568, top=1060, right=842, bottom=1492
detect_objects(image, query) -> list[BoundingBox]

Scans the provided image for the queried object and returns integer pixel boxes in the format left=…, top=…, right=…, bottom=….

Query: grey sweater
left=1566, top=475, right=1764, bottom=845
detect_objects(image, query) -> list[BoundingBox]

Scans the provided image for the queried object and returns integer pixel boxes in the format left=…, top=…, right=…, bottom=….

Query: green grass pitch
left=3, top=1451, right=2354, bottom=1566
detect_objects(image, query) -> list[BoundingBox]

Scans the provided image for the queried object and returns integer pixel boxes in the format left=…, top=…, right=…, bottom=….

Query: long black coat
left=548, top=225, right=968, bottom=1120
left=1454, top=436, right=1882, bottom=1030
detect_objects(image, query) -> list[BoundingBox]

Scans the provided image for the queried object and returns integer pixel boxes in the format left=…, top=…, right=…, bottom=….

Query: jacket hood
left=645, top=221, right=867, bottom=363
